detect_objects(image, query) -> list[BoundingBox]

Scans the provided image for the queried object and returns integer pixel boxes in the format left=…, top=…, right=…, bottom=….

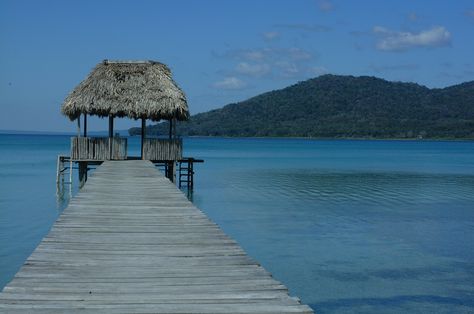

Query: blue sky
left=1, top=0, right=473, bottom=132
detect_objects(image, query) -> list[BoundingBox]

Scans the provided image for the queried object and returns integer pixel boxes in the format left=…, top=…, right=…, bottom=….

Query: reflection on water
left=235, top=170, right=474, bottom=206
left=180, top=187, right=194, bottom=202
left=55, top=182, right=72, bottom=210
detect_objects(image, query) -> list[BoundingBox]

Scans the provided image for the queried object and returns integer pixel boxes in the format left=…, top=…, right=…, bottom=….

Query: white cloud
left=373, top=26, right=451, bottom=51
left=317, top=0, right=333, bottom=12
left=225, top=47, right=313, bottom=63
left=235, top=62, right=271, bottom=77
left=243, top=51, right=265, bottom=61
left=275, top=61, right=300, bottom=78
left=288, top=47, right=312, bottom=61
left=212, top=77, right=247, bottom=90
left=229, top=49, right=268, bottom=61
left=262, top=31, right=280, bottom=41
left=215, top=47, right=320, bottom=81
left=273, top=62, right=328, bottom=79
left=373, top=26, right=389, bottom=34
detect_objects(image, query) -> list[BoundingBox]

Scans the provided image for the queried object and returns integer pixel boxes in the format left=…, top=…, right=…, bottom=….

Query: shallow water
left=1, top=135, right=473, bottom=313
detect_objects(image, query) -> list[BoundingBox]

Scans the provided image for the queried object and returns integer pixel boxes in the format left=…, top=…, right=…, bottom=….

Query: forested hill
left=130, top=75, right=474, bottom=139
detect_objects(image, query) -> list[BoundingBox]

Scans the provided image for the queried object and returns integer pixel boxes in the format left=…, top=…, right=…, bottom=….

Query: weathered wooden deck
left=0, top=160, right=313, bottom=313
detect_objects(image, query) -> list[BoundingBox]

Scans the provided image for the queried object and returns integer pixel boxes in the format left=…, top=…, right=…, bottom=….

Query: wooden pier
left=0, top=160, right=313, bottom=313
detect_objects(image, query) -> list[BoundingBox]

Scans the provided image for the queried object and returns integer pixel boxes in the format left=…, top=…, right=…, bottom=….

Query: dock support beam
left=166, top=161, right=176, bottom=183
left=56, top=155, right=62, bottom=184
left=83, top=113, right=87, bottom=137
left=169, top=119, right=172, bottom=140
left=78, top=161, right=88, bottom=187
left=141, top=118, right=146, bottom=160
left=76, top=117, right=81, bottom=138
left=108, top=115, right=114, bottom=160
left=69, top=158, right=73, bottom=183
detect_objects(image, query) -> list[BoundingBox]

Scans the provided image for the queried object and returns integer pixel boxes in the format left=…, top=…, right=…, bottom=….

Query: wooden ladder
left=178, top=158, right=195, bottom=188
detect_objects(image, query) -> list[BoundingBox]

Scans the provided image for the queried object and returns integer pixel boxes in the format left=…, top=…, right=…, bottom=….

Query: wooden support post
left=178, top=161, right=182, bottom=188
left=141, top=118, right=146, bottom=160
left=173, top=118, right=177, bottom=139
left=56, top=155, right=61, bottom=184
left=108, top=115, right=114, bottom=160
left=83, top=114, right=87, bottom=137
left=78, top=161, right=88, bottom=187
left=165, top=161, right=176, bottom=183
left=108, top=115, right=114, bottom=137
left=169, top=119, right=172, bottom=140
left=168, top=161, right=176, bottom=183
left=77, top=117, right=81, bottom=137
left=189, top=159, right=194, bottom=189
left=69, top=159, right=73, bottom=184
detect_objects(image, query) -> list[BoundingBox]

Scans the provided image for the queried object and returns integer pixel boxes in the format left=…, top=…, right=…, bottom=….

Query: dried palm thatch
left=61, top=60, right=189, bottom=121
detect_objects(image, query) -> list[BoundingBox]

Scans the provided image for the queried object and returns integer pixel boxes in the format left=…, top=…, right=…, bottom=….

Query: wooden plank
left=0, top=160, right=313, bottom=313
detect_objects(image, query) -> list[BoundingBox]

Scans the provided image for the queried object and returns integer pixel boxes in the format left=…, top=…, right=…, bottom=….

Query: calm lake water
left=1, top=134, right=473, bottom=313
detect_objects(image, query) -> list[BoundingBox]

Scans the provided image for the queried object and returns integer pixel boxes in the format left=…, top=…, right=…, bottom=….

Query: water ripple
left=228, top=170, right=474, bottom=208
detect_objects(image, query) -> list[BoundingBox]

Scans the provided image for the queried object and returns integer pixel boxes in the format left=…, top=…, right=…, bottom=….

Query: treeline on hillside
left=129, top=75, right=474, bottom=139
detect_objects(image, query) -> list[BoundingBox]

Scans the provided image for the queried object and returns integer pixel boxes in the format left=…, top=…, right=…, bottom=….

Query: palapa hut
left=61, top=60, right=189, bottom=162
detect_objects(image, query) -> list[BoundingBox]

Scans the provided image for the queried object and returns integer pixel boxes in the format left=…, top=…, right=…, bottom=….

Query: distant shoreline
left=0, top=130, right=129, bottom=136
left=1, top=131, right=472, bottom=141
left=139, top=134, right=474, bottom=142
left=0, top=130, right=75, bottom=136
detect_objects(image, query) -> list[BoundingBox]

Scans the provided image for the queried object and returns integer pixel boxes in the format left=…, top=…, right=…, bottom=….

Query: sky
left=1, top=0, right=473, bottom=132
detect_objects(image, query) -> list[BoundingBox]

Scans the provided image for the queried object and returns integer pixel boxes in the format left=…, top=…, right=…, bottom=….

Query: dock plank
left=0, top=160, right=313, bottom=313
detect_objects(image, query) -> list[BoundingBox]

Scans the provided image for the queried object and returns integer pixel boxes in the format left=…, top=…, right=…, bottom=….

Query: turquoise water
left=1, top=134, right=474, bottom=313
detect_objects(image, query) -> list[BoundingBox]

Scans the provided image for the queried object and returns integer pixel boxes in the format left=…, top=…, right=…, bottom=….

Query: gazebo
left=60, top=59, right=189, bottom=182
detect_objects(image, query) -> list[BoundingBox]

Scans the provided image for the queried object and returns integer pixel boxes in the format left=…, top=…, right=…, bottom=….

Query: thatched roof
left=61, top=60, right=189, bottom=121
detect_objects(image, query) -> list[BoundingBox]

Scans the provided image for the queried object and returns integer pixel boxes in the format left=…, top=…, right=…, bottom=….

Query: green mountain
left=130, top=75, right=474, bottom=139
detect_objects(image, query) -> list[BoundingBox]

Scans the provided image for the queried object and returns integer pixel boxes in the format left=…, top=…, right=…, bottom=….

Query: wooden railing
left=143, top=138, right=182, bottom=161
left=71, top=137, right=181, bottom=161
left=71, top=137, right=127, bottom=160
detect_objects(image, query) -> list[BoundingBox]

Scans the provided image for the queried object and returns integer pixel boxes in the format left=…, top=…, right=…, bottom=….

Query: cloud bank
left=373, top=26, right=451, bottom=51
left=235, top=62, right=271, bottom=77
left=222, top=47, right=319, bottom=79
left=212, top=77, right=247, bottom=90
left=262, top=31, right=280, bottom=41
